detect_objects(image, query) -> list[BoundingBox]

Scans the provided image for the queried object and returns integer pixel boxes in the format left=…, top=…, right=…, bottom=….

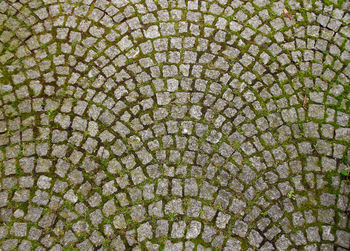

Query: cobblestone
left=0, top=0, right=349, bottom=249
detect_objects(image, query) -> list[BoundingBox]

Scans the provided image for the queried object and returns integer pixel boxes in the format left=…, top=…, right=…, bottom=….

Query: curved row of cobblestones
left=0, top=0, right=349, bottom=250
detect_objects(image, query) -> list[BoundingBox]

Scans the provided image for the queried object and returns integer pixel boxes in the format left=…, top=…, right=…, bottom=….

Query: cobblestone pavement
left=0, top=0, right=349, bottom=250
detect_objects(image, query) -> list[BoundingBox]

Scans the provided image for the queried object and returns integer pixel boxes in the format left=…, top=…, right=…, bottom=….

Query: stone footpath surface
left=0, top=0, right=349, bottom=250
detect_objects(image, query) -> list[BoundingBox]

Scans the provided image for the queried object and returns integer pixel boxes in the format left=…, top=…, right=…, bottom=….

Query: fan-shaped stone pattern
left=0, top=0, right=349, bottom=250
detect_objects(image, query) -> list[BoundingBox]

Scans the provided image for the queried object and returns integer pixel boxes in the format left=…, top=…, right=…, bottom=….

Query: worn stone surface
left=0, top=0, right=349, bottom=249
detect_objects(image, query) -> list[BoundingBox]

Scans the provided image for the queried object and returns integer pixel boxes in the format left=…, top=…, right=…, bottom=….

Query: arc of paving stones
left=0, top=0, right=349, bottom=250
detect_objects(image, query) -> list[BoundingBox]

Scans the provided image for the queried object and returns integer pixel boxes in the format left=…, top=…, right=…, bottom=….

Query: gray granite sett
left=156, top=220, right=169, bottom=238
left=336, top=230, right=350, bottom=248
left=232, top=220, right=248, bottom=238
left=186, top=221, right=201, bottom=239
left=202, top=225, right=216, bottom=243
left=306, top=226, right=321, bottom=242
left=171, top=221, right=186, bottom=239
left=137, top=222, right=153, bottom=242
